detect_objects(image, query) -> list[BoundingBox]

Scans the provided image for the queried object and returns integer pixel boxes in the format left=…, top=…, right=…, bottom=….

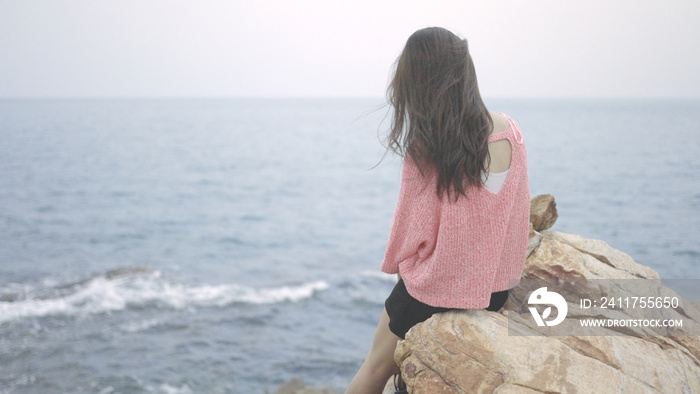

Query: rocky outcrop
left=529, top=194, right=558, bottom=232
left=394, top=195, right=700, bottom=393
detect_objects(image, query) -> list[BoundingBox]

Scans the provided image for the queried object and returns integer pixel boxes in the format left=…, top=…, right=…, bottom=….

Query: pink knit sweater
left=381, top=114, right=530, bottom=309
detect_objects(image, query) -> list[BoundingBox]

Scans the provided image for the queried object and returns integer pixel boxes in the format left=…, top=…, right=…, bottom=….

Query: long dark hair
left=386, top=27, right=493, bottom=200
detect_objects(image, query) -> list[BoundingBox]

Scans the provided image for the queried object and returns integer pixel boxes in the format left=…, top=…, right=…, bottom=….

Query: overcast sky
left=1, top=0, right=699, bottom=99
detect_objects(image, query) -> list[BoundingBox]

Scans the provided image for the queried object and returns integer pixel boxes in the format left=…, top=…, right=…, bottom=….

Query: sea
left=1, top=97, right=699, bottom=393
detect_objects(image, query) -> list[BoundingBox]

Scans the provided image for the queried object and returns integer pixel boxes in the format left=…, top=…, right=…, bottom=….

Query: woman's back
left=380, top=112, right=529, bottom=309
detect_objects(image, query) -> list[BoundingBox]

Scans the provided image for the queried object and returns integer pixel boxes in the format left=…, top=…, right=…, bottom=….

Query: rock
left=530, top=194, right=558, bottom=231
left=394, top=195, right=700, bottom=393
left=523, top=232, right=659, bottom=281
left=395, top=309, right=700, bottom=393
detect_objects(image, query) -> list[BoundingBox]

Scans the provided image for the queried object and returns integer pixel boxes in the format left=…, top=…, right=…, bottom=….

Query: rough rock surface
left=394, top=195, right=700, bottom=393
left=529, top=194, right=558, bottom=231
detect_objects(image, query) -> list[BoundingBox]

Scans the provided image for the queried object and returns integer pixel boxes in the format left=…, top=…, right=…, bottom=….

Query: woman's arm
left=381, top=156, right=440, bottom=276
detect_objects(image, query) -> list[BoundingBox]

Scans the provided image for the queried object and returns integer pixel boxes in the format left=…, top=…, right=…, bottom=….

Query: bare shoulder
left=488, top=110, right=511, bottom=135
left=486, top=110, right=512, bottom=172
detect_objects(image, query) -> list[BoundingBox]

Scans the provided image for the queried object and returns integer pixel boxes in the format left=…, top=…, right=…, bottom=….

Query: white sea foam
left=0, top=271, right=329, bottom=322
left=359, top=270, right=398, bottom=282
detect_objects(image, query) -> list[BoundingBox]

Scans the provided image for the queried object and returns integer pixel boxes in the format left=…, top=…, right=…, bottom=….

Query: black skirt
left=384, top=279, right=509, bottom=339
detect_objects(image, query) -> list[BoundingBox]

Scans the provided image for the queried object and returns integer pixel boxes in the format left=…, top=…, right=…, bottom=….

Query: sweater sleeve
left=380, top=157, right=440, bottom=275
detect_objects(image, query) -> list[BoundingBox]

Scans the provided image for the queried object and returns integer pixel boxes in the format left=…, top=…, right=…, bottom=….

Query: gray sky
left=1, top=0, right=699, bottom=98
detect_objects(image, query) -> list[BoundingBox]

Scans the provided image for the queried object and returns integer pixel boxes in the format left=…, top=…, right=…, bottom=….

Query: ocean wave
left=0, top=268, right=329, bottom=322
left=359, top=270, right=398, bottom=282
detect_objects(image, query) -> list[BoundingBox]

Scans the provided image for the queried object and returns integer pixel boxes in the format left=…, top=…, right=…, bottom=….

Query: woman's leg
left=346, top=308, right=401, bottom=394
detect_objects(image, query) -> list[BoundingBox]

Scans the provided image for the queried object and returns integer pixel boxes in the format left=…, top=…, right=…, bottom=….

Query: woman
left=347, top=27, right=530, bottom=393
